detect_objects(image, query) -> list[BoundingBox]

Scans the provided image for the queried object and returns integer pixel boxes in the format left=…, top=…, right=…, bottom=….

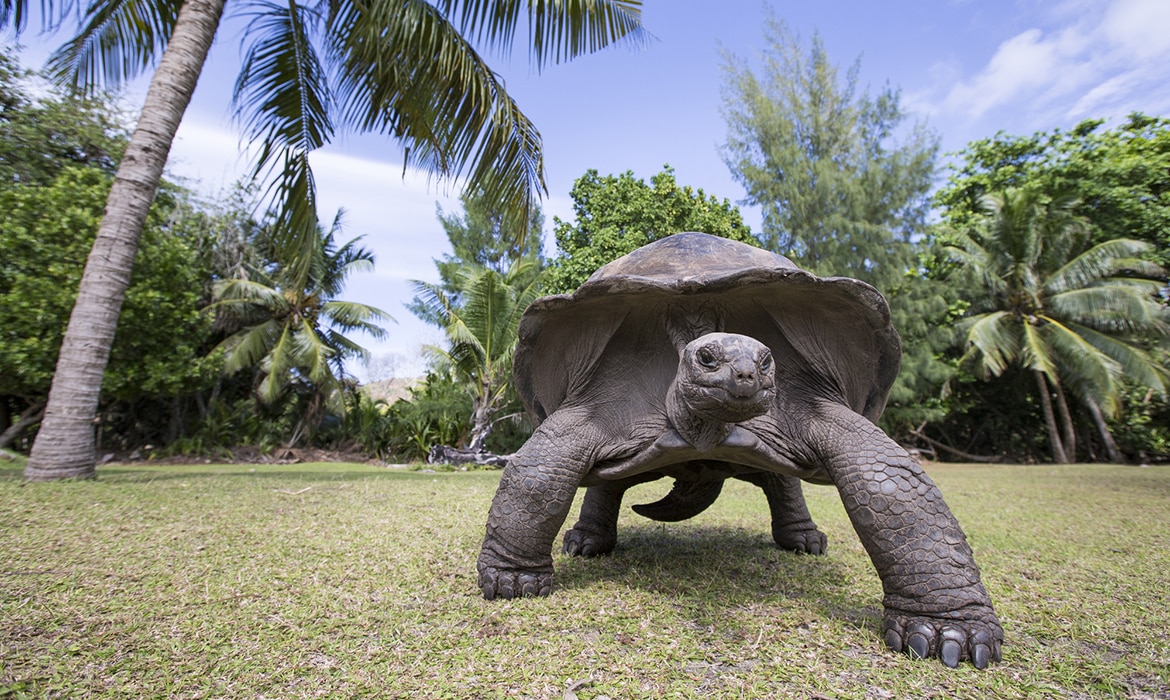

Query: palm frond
left=1044, top=319, right=1121, bottom=415
left=1020, top=319, right=1057, bottom=379
left=1047, top=283, right=1170, bottom=335
left=211, top=278, right=289, bottom=308
left=960, top=311, right=1019, bottom=378
left=46, top=0, right=183, bottom=90
left=1045, top=238, right=1158, bottom=294
left=410, top=279, right=457, bottom=328
left=1070, top=323, right=1169, bottom=399
left=321, top=300, right=393, bottom=335
left=293, top=317, right=336, bottom=385
left=265, top=151, right=322, bottom=286
left=234, top=0, right=334, bottom=178
left=441, top=0, right=648, bottom=69
left=2, top=0, right=76, bottom=32
left=218, top=318, right=284, bottom=375
left=327, top=0, right=544, bottom=231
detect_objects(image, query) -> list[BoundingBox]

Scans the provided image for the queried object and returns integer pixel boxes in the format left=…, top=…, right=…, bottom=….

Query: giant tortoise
left=477, top=232, right=1002, bottom=669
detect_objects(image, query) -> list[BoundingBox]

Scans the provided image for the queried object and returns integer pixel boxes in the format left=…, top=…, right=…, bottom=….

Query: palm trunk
left=467, top=379, right=494, bottom=452
left=1034, top=371, right=1068, bottom=464
left=1085, top=399, right=1124, bottom=464
left=1051, top=380, right=1076, bottom=462
left=24, top=0, right=226, bottom=481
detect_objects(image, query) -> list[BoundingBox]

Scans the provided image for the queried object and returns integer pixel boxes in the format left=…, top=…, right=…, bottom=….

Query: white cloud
left=933, top=0, right=1170, bottom=131
left=167, top=117, right=463, bottom=362
left=1102, top=0, right=1170, bottom=61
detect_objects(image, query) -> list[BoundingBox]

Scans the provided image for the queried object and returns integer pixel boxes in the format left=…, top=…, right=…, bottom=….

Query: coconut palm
left=10, top=0, right=646, bottom=480
left=212, top=213, right=390, bottom=444
left=412, top=260, right=541, bottom=451
left=945, top=187, right=1169, bottom=463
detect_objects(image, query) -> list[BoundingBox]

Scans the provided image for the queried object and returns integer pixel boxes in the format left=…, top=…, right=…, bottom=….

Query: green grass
left=2, top=461, right=1168, bottom=699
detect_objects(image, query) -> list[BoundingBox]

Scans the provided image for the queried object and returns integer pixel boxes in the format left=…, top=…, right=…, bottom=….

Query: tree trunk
left=1051, top=380, right=1076, bottom=462
left=24, top=0, right=226, bottom=481
left=1034, top=371, right=1068, bottom=464
left=1085, top=399, right=1124, bottom=464
left=467, top=379, right=494, bottom=452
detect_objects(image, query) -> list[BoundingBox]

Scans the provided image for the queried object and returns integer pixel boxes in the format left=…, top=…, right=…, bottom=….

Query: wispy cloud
left=932, top=0, right=1170, bottom=130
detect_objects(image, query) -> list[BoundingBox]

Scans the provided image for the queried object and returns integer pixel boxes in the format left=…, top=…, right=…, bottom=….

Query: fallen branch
left=427, top=444, right=509, bottom=468
left=0, top=400, right=46, bottom=450
left=909, top=429, right=1004, bottom=463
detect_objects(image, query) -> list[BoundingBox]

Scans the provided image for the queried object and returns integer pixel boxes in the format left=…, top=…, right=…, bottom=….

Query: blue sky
left=13, top=0, right=1170, bottom=376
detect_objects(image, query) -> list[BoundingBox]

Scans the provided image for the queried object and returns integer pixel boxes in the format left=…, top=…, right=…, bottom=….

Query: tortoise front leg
left=737, top=472, right=827, bottom=555
left=478, top=410, right=596, bottom=599
left=811, top=402, right=1002, bottom=669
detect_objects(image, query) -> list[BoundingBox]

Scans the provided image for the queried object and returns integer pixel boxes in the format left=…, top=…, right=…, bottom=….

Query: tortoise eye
left=759, top=352, right=773, bottom=373
left=697, top=347, right=718, bottom=369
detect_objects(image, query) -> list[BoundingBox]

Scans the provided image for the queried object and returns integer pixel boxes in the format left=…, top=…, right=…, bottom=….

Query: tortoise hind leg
left=563, top=482, right=627, bottom=557
left=737, top=472, right=827, bottom=555
left=564, top=473, right=664, bottom=556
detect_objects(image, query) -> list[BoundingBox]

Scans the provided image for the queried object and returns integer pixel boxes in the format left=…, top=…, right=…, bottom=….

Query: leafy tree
left=411, top=261, right=541, bottom=451
left=212, top=215, right=391, bottom=446
left=718, top=14, right=947, bottom=435
left=7, top=1, right=646, bottom=480
left=0, top=167, right=217, bottom=447
left=942, top=188, right=1169, bottom=463
left=936, top=114, right=1170, bottom=265
left=719, top=14, right=937, bottom=286
left=0, top=49, right=125, bottom=186
left=545, top=166, right=757, bottom=294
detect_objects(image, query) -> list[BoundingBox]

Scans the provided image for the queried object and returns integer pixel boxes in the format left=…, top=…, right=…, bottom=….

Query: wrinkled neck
left=666, top=379, right=731, bottom=451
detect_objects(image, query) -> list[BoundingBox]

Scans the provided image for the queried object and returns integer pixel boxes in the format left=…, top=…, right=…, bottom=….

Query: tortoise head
left=667, top=332, right=776, bottom=450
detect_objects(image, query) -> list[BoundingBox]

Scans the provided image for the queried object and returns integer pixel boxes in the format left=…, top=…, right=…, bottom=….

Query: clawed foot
left=477, top=564, right=553, bottom=600
left=883, top=606, right=1003, bottom=669
left=773, top=524, right=828, bottom=555
left=562, top=526, right=616, bottom=557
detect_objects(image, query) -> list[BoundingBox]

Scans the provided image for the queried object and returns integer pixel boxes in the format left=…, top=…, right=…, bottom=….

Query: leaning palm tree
left=412, top=260, right=541, bottom=451
left=945, top=187, right=1169, bottom=463
left=10, top=0, right=647, bottom=480
left=212, top=213, right=390, bottom=445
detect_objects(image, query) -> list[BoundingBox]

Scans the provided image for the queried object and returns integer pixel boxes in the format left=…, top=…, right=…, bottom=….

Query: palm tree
left=412, top=260, right=541, bottom=451
left=212, top=213, right=388, bottom=445
left=9, top=0, right=647, bottom=480
left=945, top=187, right=1169, bottom=463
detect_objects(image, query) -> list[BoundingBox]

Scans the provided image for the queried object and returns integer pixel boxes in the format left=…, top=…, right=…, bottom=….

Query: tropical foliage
left=941, top=188, right=1169, bottom=463
left=412, top=261, right=541, bottom=451
left=544, top=166, right=756, bottom=294
left=718, top=14, right=952, bottom=434
left=5, top=0, right=646, bottom=479
left=212, top=215, right=391, bottom=445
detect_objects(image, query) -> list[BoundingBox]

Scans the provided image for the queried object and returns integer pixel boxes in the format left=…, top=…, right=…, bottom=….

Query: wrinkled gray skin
left=478, top=233, right=1002, bottom=669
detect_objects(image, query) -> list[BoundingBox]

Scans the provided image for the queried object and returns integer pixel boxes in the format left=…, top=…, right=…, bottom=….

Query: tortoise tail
left=631, top=478, right=724, bottom=522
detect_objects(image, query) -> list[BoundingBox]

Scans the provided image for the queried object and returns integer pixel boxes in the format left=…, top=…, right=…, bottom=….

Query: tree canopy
left=936, top=114, right=1170, bottom=267
left=942, top=187, right=1169, bottom=462
left=7, top=0, right=647, bottom=479
left=719, top=13, right=938, bottom=291
left=719, top=15, right=949, bottom=434
left=544, top=166, right=756, bottom=294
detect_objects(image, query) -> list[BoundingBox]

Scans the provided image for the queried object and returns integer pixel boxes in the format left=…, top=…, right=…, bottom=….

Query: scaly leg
left=811, top=402, right=1002, bottom=669
left=737, top=472, right=827, bottom=554
left=478, top=410, right=595, bottom=599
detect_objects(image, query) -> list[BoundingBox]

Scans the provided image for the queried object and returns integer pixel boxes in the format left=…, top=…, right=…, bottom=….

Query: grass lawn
left=2, top=459, right=1168, bottom=699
